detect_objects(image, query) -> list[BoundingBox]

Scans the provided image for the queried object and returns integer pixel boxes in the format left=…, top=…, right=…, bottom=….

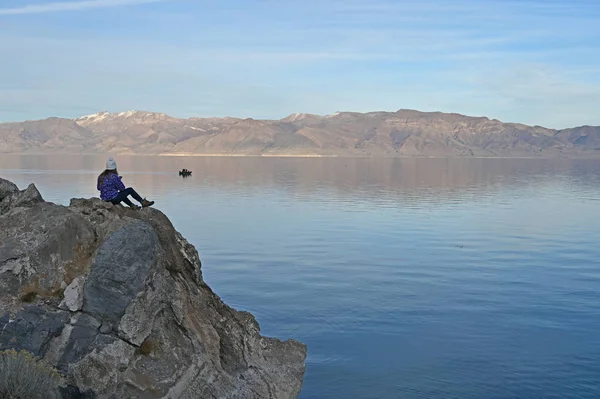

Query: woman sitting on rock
left=97, top=157, right=154, bottom=210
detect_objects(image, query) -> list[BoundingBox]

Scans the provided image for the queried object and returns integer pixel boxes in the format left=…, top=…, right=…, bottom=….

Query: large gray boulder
left=0, top=178, right=306, bottom=398
left=0, top=177, right=18, bottom=200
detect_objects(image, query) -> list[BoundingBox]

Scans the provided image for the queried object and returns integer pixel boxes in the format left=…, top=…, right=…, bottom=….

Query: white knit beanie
left=106, top=157, right=117, bottom=170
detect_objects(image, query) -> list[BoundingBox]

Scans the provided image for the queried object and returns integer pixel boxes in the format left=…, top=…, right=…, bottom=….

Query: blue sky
left=0, top=0, right=599, bottom=128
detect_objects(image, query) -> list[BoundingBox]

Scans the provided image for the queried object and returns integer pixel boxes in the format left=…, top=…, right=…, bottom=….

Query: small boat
left=179, top=169, right=192, bottom=177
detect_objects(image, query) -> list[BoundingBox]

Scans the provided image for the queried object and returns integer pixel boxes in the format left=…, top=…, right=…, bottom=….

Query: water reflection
left=1, top=154, right=598, bottom=206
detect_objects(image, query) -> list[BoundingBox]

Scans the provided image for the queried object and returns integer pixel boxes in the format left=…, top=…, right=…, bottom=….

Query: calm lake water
left=2, top=154, right=600, bottom=399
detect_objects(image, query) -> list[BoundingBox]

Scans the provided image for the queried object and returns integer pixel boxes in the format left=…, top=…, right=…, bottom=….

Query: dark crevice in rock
left=117, top=332, right=142, bottom=349
left=0, top=256, right=19, bottom=265
left=60, top=384, right=97, bottom=399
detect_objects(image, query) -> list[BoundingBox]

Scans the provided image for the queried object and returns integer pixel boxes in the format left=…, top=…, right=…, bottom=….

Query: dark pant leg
left=110, top=187, right=143, bottom=206
left=123, top=187, right=144, bottom=203
left=110, top=189, right=135, bottom=206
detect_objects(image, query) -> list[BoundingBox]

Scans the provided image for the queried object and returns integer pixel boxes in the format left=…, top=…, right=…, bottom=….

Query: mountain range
left=1, top=109, right=599, bottom=157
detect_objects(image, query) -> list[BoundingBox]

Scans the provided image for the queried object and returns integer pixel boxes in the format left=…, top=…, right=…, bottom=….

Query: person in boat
left=97, top=157, right=154, bottom=210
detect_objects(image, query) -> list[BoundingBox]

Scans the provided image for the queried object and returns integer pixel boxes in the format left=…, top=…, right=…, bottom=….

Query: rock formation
left=0, top=178, right=307, bottom=398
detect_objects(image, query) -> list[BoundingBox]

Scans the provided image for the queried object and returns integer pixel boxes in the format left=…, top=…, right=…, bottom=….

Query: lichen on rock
left=0, top=177, right=307, bottom=398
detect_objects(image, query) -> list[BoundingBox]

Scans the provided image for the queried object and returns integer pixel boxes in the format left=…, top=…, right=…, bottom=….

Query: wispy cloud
left=0, top=0, right=167, bottom=16
left=0, top=0, right=599, bottom=127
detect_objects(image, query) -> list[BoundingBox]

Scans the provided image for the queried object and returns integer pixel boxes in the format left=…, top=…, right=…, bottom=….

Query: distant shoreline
left=158, top=153, right=331, bottom=158
left=2, top=152, right=600, bottom=160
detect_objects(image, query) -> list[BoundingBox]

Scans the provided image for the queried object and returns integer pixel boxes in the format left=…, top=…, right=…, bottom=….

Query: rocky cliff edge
left=0, top=177, right=306, bottom=398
